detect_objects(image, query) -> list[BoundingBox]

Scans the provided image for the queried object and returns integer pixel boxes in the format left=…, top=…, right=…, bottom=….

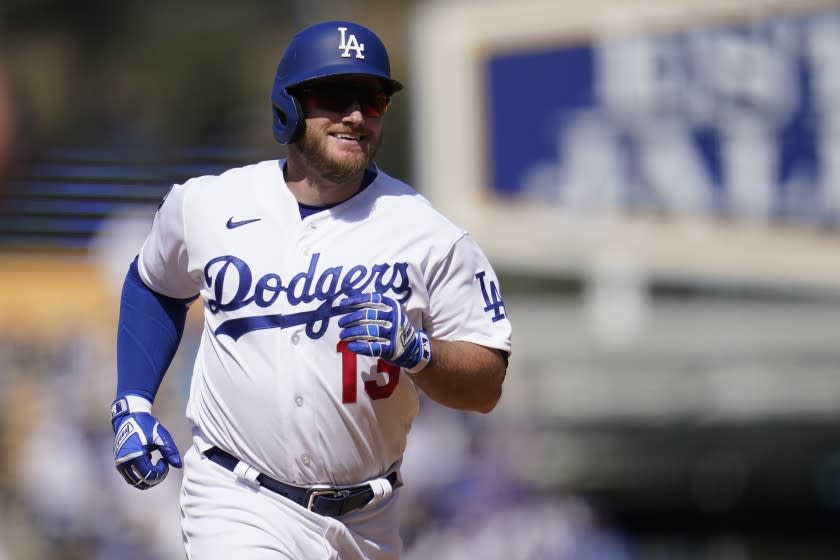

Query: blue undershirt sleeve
left=115, top=256, right=197, bottom=402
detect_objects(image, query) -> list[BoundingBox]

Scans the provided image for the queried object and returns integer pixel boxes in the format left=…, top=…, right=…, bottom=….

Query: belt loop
left=233, top=460, right=261, bottom=488
left=363, top=476, right=394, bottom=511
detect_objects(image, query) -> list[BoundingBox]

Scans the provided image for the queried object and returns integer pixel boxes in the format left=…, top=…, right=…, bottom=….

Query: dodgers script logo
left=338, top=27, right=365, bottom=59
left=205, top=252, right=410, bottom=340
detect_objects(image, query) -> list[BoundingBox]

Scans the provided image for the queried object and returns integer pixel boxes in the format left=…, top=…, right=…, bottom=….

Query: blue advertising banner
left=486, top=8, right=840, bottom=226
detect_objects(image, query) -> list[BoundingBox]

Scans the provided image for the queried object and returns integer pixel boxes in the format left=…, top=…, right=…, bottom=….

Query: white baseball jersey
left=138, top=159, right=512, bottom=487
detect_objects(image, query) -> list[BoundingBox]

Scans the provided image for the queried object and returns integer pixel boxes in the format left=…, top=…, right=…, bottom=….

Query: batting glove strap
left=402, top=329, right=431, bottom=374
left=111, top=395, right=153, bottom=428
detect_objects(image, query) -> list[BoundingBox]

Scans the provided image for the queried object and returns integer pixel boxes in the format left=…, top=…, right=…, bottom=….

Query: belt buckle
left=305, top=487, right=348, bottom=511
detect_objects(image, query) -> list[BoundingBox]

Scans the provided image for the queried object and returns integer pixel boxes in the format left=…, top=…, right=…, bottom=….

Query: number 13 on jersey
left=337, top=341, right=400, bottom=403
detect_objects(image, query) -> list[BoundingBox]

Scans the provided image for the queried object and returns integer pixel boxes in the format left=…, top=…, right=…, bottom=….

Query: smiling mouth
left=331, top=132, right=364, bottom=142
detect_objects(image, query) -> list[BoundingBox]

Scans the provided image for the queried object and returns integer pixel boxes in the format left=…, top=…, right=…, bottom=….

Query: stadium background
left=2, top=0, right=840, bottom=558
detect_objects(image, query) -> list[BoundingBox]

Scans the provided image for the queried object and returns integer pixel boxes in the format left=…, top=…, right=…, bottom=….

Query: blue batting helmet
left=271, top=20, right=403, bottom=144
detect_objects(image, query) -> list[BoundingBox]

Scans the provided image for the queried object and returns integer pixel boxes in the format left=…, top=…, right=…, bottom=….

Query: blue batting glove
left=111, top=396, right=182, bottom=490
left=338, top=293, right=432, bottom=373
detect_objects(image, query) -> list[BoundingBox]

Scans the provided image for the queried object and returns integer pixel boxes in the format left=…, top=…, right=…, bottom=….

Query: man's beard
left=296, top=124, right=382, bottom=183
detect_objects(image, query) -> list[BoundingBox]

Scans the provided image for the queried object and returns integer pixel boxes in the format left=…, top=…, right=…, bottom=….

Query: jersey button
left=302, top=454, right=311, bottom=465
left=295, top=395, right=304, bottom=407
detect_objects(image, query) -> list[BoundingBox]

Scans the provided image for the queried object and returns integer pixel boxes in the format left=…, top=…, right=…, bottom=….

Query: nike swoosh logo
left=226, top=217, right=262, bottom=229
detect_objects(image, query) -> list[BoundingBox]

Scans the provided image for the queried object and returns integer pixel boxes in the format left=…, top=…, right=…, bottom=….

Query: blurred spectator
left=0, top=56, right=32, bottom=197
left=1, top=327, right=187, bottom=560
left=0, top=59, right=14, bottom=193
left=400, top=399, right=630, bottom=559
left=404, top=498, right=629, bottom=560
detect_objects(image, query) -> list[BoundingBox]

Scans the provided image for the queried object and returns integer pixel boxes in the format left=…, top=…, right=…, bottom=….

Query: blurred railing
left=0, top=147, right=276, bottom=251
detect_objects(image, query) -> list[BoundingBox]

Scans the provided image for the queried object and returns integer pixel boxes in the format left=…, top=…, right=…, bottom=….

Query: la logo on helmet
left=338, top=27, right=365, bottom=59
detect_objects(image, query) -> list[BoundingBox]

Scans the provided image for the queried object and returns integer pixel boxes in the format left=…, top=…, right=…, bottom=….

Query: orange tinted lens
left=359, top=92, right=389, bottom=117
left=303, top=85, right=389, bottom=117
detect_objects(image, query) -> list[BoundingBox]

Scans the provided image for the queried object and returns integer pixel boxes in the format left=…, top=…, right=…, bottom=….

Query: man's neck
left=283, top=157, right=365, bottom=206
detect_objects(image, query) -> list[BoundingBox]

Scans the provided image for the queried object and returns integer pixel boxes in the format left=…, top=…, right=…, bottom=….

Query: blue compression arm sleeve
left=115, top=256, right=196, bottom=402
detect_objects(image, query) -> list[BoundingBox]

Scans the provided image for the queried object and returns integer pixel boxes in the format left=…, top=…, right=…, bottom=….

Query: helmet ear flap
left=272, top=90, right=304, bottom=144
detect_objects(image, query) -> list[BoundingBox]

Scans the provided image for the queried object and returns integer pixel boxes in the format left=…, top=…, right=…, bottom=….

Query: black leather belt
left=203, top=446, right=400, bottom=517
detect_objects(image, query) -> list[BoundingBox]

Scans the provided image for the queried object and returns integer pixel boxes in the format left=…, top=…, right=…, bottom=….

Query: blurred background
left=2, top=0, right=840, bottom=558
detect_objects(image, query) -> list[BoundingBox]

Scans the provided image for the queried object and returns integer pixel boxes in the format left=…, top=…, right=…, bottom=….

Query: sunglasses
left=297, top=83, right=391, bottom=118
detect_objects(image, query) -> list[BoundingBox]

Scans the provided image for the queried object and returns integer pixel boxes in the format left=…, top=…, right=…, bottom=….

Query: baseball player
left=110, top=20, right=512, bottom=560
